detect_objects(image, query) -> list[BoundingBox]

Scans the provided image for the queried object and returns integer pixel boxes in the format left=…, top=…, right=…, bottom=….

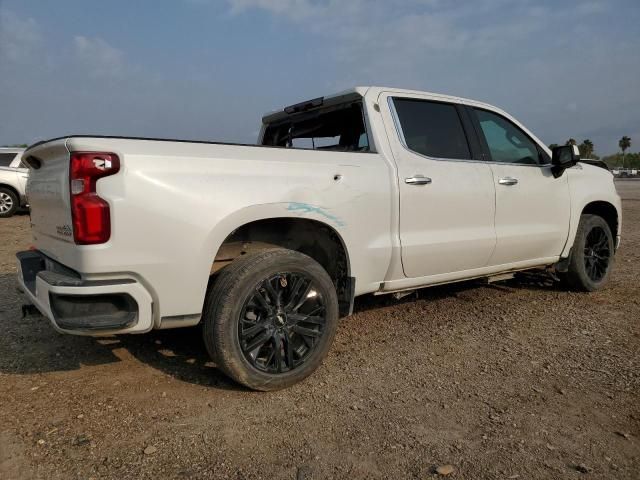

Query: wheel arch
left=581, top=201, right=619, bottom=247
left=210, top=216, right=354, bottom=317
left=562, top=194, right=621, bottom=259
left=0, top=183, right=20, bottom=199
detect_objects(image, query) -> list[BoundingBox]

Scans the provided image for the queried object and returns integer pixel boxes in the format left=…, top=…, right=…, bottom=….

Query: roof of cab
left=261, top=86, right=502, bottom=124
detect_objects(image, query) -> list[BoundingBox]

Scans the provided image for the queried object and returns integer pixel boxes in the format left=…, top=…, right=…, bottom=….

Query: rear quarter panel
left=59, top=137, right=394, bottom=321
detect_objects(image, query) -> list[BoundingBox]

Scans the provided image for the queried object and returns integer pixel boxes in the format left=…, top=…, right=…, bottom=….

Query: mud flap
left=339, top=276, right=356, bottom=317
left=555, top=249, right=572, bottom=273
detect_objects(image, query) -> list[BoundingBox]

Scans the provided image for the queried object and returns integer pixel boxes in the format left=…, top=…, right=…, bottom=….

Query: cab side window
left=393, top=98, right=471, bottom=160
left=475, top=109, right=541, bottom=165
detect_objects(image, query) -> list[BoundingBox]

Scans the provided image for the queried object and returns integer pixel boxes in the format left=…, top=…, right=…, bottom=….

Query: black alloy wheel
left=202, top=248, right=339, bottom=391
left=583, top=225, right=611, bottom=282
left=239, top=272, right=327, bottom=374
left=561, top=214, right=615, bottom=291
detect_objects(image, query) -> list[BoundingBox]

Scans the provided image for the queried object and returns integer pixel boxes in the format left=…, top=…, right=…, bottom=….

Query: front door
left=381, top=94, right=497, bottom=279
left=470, top=107, right=571, bottom=266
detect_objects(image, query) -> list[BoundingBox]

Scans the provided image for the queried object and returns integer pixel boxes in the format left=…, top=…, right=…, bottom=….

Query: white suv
left=0, top=147, right=28, bottom=217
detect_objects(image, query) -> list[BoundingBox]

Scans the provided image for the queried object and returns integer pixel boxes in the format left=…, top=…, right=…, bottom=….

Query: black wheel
left=0, top=187, right=18, bottom=218
left=202, top=249, right=339, bottom=391
left=561, top=214, right=614, bottom=291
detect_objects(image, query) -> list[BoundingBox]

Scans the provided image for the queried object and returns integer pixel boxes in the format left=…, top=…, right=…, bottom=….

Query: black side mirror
left=551, top=144, right=580, bottom=178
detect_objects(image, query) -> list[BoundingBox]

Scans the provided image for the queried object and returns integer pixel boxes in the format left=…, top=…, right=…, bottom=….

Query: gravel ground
left=1, top=182, right=639, bottom=480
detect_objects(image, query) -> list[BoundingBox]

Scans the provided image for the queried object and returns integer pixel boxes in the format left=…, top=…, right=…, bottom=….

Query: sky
left=1, top=0, right=639, bottom=155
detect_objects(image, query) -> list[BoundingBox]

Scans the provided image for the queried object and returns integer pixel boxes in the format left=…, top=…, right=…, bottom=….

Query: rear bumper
left=16, top=250, right=154, bottom=336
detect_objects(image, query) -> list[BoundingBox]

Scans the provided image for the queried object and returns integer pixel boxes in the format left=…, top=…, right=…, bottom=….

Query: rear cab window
left=261, top=99, right=370, bottom=152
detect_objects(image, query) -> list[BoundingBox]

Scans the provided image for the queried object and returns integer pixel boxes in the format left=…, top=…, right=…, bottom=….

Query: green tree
left=549, top=143, right=559, bottom=150
left=566, top=138, right=577, bottom=146
left=579, top=139, right=594, bottom=158
left=603, top=152, right=640, bottom=170
left=619, top=136, right=631, bottom=168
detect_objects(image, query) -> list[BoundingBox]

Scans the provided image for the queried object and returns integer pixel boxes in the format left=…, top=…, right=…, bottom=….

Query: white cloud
left=74, top=35, right=125, bottom=78
left=221, top=0, right=548, bottom=58
left=221, top=0, right=612, bottom=56
left=226, top=0, right=322, bottom=20
left=0, top=8, right=41, bottom=62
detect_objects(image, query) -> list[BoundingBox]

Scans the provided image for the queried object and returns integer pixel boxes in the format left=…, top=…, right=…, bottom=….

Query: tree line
left=548, top=136, right=637, bottom=169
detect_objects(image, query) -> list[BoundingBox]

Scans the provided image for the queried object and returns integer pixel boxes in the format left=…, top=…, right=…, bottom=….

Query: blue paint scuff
left=287, top=202, right=346, bottom=227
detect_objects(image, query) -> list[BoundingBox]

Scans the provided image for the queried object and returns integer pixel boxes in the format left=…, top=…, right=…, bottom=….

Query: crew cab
left=0, top=147, right=28, bottom=217
left=17, top=87, right=621, bottom=390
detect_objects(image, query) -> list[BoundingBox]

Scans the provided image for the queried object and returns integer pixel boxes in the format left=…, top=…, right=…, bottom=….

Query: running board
left=377, top=263, right=555, bottom=296
left=380, top=273, right=514, bottom=298
left=392, top=290, right=416, bottom=300
left=485, top=273, right=514, bottom=283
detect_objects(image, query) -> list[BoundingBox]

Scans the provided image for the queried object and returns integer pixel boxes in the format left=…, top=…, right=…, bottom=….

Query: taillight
left=69, top=152, right=120, bottom=245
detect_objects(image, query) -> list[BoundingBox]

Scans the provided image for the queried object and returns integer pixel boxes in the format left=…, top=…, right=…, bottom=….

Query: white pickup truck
left=17, top=87, right=621, bottom=390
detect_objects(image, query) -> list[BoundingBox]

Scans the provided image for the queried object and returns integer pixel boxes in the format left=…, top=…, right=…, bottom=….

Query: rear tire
left=0, top=187, right=18, bottom=218
left=202, top=249, right=339, bottom=391
left=561, top=214, right=614, bottom=291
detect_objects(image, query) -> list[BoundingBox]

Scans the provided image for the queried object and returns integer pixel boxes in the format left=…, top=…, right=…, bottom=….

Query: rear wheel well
left=0, top=184, right=19, bottom=199
left=582, top=201, right=618, bottom=244
left=212, top=218, right=353, bottom=316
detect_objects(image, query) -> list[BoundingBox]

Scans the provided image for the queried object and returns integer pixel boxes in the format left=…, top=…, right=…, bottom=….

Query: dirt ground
left=1, top=182, right=638, bottom=480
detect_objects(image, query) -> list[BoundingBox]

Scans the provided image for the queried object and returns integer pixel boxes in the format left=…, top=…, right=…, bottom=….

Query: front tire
left=0, top=188, right=18, bottom=218
left=202, top=249, right=339, bottom=391
left=561, top=214, right=615, bottom=291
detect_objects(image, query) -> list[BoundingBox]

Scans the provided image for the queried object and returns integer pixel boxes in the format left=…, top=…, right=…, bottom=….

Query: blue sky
left=1, top=0, right=639, bottom=155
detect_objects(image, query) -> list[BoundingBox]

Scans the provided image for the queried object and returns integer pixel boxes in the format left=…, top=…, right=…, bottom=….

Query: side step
left=485, top=273, right=514, bottom=283
left=387, top=272, right=515, bottom=298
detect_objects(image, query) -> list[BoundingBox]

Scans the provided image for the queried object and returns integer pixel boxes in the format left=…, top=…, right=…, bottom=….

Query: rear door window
left=0, top=153, right=18, bottom=167
left=392, top=98, right=471, bottom=160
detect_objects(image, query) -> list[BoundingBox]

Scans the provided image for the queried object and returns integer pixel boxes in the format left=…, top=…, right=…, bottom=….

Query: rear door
left=380, top=93, right=497, bottom=278
left=469, top=107, right=570, bottom=266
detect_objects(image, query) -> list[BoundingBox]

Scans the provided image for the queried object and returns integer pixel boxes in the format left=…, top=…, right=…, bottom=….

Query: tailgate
left=23, top=139, right=74, bottom=251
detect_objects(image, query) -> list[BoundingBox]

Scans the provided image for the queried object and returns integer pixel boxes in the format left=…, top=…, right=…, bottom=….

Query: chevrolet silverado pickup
left=17, top=87, right=621, bottom=390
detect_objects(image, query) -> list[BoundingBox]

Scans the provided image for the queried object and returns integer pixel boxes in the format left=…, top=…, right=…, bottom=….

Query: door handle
left=498, top=177, right=518, bottom=186
left=405, top=175, right=432, bottom=186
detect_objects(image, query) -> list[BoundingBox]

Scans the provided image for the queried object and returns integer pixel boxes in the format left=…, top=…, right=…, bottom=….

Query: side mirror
left=551, top=144, right=580, bottom=177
